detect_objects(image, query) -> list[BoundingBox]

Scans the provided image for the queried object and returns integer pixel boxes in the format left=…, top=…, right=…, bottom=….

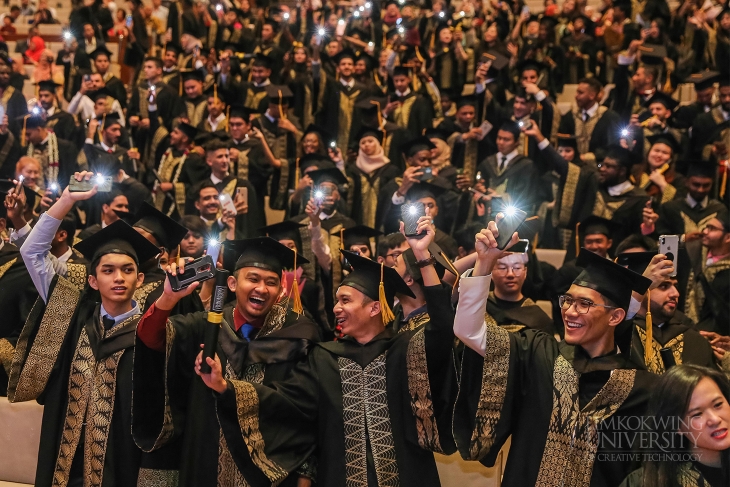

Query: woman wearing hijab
left=24, top=33, right=45, bottom=63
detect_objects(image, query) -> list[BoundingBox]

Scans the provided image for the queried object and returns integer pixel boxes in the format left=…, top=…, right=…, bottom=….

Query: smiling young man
left=8, top=171, right=179, bottom=486
left=132, top=237, right=321, bottom=486
left=452, top=219, right=658, bottom=486
left=196, top=217, right=457, bottom=486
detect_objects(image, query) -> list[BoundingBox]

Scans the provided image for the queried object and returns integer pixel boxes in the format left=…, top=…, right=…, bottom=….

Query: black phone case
left=496, top=209, right=528, bottom=249
left=168, top=255, right=216, bottom=291
left=401, top=202, right=426, bottom=237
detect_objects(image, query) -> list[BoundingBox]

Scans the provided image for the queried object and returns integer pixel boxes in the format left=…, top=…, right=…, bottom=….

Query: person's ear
left=607, top=239, right=613, bottom=249
left=88, top=274, right=99, bottom=291
left=194, top=199, right=202, bottom=211
left=607, top=307, right=626, bottom=327
left=227, top=274, right=237, bottom=292
left=56, top=230, right=67, bottom=243
left=136, top=272, right=144, bottom=288
left=369, top=299, right=381, bottom=318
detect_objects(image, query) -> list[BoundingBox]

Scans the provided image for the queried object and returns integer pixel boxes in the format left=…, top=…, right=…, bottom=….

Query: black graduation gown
left=104, top=75, right=127, bottom=110
left=132, top=301, right=322, bottom=487
left=386, top=91, right=434, bottom=142
left=686, top=242, right=730, bottom=336
left=376, top=175, right=453, bottom=234
left=229, top=137, right=272, bottom=216
left=0, top=130, right=24, bottom=181
left=251, top=115, right=300, bottom=211
left=486, top=294, right=556, bottom=335
left=454, top=325, right=654, bottom=487
left=344, top=162, right=400, bottom=228
left=475, top=154, right=542, bottom=214
left=215, top=285, right=457, bottom=486
left=129, top=81, right=184, bottom=132
left=2, top=86, right=28, bottom=138
left=7, top=277, right=181, bottom=486
left=315, top=78, right=373, bottom=153
left=0, top=244, right=39, bottom=396
left=656, top=197, right=727, bottom=236
left=29, top=138, right=80, bottom=190
left=620, top=463, right=729, bottom=487
left=558, top=108, right=622, bottom=159
left=134, top=267, right=204, bottom=315
left=627, top=313, right=717, bottom=374
left=593, top=185, right=650, bottom=254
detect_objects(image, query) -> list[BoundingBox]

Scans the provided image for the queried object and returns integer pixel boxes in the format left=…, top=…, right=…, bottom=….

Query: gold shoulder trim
left=227, top=380, right=289, bottom=483
left=407, top=327, right=443, bottom=452
left=134, top=280, right=162, bottom=312
left=636, top=326, right=684, bottom=374
left=8, top=277, right=80, bottom=402
left=557, top=163, right=581, bottom=228
left=66, top=262, right=88, bottom=290
left=136, top=468, right=180, bottom=487
left=0, top=338, right=14, bottom=376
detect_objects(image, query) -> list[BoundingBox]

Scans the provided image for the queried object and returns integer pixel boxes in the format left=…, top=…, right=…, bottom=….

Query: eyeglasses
left=596, top=162, right=619, bottom=169
left=493, top=264, right=525, bottom=276
left=558, top=295, right=617, bottom=315
left=704, top=224, right=725, bottom=233
left=385, top=251, right=403, bottom=260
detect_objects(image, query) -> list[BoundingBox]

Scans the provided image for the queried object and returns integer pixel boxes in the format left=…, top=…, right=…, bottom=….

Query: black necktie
left=582, top=111, right=588, bottom=122
left=102, top=315, right=116, bottom=331
left=498, top=154, right=505, bottom=172
left=694, top=203, right=704, bottom=211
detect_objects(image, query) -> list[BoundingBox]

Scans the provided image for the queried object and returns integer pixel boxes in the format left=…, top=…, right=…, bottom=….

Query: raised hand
left=399, top=216, right=435, bottom=257
left=157, top=256, right=201, bottom=310
left=195, top=349, right=227, bottom=393
left=642, top=253, right=674, bottom=290
left=473, top=214, right=519, bottom=276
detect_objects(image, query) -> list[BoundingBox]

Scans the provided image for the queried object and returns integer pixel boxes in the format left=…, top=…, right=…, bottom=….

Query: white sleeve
left=309, top=223, right=332, bottom=272
left=391, top=192, right=406, bottom=205
left=454, top=269, right=491, bottom=356
left=537, top=138, right=551, bottom=150
left=9, top=222, right=32, bottom=246
left=626, top=296, right=641, bottom=320
left=19, top=213, right=61, bottom=303
left=67, top=91, right=84, bottom=115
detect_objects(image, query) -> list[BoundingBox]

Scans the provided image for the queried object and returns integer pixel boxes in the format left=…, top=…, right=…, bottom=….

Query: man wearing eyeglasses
left=487, top=241, right=554, bottom=335
left=452, top=216, right=663, bottom=487
left=684, top=211, right=730, bottom=336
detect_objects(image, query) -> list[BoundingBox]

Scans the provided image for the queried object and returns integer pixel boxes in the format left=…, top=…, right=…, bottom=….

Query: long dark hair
left=642, top=364, right=730, bottom=487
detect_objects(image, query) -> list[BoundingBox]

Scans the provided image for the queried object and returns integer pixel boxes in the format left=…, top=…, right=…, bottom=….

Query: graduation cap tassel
left=720, top=161, right=728, bottom=200
left=574, top=221, right=580, bottom=257
left=99, top=113, right=106, bottom=141
left=21, top=115, right=29, bottom=147
left=290, top=249, right=304, bottom=315
left=379, top=263, right=395, bottom=325
left=214, top=82, right=218, bottom=102
left=644, top=288, right=653, bottom=366
left=441, top=251, right=460, bottom=293
left=278, top=90, right=286, bottom=119
left=340, top=227, right=345, bottom=250
left=179, top=78, right=183, bottom=96
left=294, top=157, right=301, bottom=187
left=225, top=106, right=230, bottom=133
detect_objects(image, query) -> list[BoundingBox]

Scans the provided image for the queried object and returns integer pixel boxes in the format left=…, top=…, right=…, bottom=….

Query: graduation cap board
left=175, top=122, right=198, bottom=140
left=686, top=71, right=721, bottom=91
left=616, top=251, right=657, bottom=275
left=298, top=153, right=336, bottom=173
left=573, top=248, right=652, bottom=311
left=341, top=225, right=383, bottom=249
left=638, top=44, right=667, bottom=64
left=182, top=69, right=206, bottom=83
left=407, top=181, right=448, bottom=201
left=259, top=220, right=307, bottom=244
left=74, top=220, right=161, bottom=267
left=37, top=80, right=61, bottom=94
left=131, top=202, right=189, bottom=251
left=308, top=167, right=348, bottom=186
left=402, top=136, right=436, bottom=157
left=227, top=236, right=310, bottom=274
left=482, top=50, right=509, bottom=71
left=556, top=133, right=578, bottom=149
left=646, top=133, right=680, bottom=154
left=89, top=45, right=113, bottom=60
left=339, top=250, right=414, bottom=324
left=400, top=243, right=456, bottom=282
left=644, top=91, right=678, bottom=111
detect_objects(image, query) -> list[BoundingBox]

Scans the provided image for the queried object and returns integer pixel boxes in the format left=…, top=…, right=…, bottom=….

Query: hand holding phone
left=495, top=208, right=528, bottom=249
left=401, top=202, right=426, bottom=238
left=168, top=255, right=216, bottom=291
left=658, top=235, right=679, bottom=277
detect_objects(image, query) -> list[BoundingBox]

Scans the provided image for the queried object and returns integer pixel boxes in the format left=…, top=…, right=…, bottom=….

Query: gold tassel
left=214, top=82, right=218, bottom=102
left=441, top=250, right=460, bottom=293
left=429, top=31, right=435, bottom=51
left=644, top=288, right=653, bottom=365
left=371, top=99, right=383, bottom=130
left=662, top=69, right=673, bottom=94
left=721, top=161, right=728, bottom=200
left=98, top=112, right=106, bottom=141
left=179, top=77, right=183, bottom=96
left=21, top=115, right=29, bottom=147
left=278, top=89, right=286, bottom=119
left=575, top=221, right=580, bottom=257
left=294, top=157, right=300, bottom=187
left=378, top=262, right=395, bottom=325
left=225, top=106, right=230, bottom=133
left=290, top=249, right=304, bottom=315
left=340, top=227, right=345, bottom=250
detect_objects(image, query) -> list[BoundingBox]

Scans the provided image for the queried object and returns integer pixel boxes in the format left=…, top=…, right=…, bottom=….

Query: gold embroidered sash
left=635, top=326, right=684, bottom=374
left=406, top=327, right=444, bottom=453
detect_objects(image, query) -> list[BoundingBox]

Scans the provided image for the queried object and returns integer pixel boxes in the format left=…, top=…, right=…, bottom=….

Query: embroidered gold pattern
left=533, top=355, right=635, bottom=487
left=676, top=462, right=702, bottom=487
left=228, top=380, right=288, bottom=483
left=136, top=468, right=180, bottom=487
left=66, top=263, right=88, bottom=290
left=339, top=354, right=400, bottom=487
left=134, top=281, right=163, bottom=312
left=9, top=278, right=80, bottom=402
left=0, top=338, right=14, bottom=376
left=636, top=326, right=685, bottom=374
left=398, top=311, right=430, bottom=334
left=679, top=212, right=717, bottom=236
left=557, top=163, right=581, bottom=227
left=466, top=317, right=510, bottom=460
left=406, top=328, right=443, bottom=453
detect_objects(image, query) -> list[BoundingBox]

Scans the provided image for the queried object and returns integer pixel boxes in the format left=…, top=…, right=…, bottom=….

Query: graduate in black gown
left=616, top=252, right=720, bottom=375
left=196, top=218, right=457, bottom=486
left=8, top=171, right=180, bottom=486
left=133, top=237, right=322, bottom=487
left=453, top=218, right=657, bottom=486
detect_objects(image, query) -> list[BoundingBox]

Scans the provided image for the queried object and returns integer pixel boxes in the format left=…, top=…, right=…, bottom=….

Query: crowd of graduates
left=0, top=0, right=729, bottom=485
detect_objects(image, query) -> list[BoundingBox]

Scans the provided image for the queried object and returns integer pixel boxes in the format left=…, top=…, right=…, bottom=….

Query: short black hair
left=180, top=215, right=208, bottom=236
left=376, top=232, right=406, bottom=259
left=579, top=77, right=603, bottom=94
left=192, top=179, right=218, bottom=201
left=615, top=234, right=657, bottom=254
left=144, top=56, right=163, bottom=69
left=10, top=6, right=20, bottom=12
left=100, top=188, right=125, bottom=207
left=204, top=139, right=229, bottom=153
left=59, top=216, right=77, bottom=246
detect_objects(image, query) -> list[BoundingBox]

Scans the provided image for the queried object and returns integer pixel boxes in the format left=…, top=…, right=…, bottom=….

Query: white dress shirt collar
left=686, top=194, right=708, bottom=210
left=607, top=179, right=635, bottom=196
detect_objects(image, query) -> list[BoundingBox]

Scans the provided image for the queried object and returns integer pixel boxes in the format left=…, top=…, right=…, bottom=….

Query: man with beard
left=221, top=53, right=273, bottom=114
left=80, top=112, right=127, bottom=172
left=36, top=80, right=75, bottom=142
left=78, top=188, right=129, bottom=239
left=610, top=42, right=660, bottom=122
left=67, top=73, right=125, bottom=126
left=250, top=19, right=284, bottom=83
left=617, top=251, right=719, bottom=374
left=188, top=180, right=236, bottom=242
left=133, top=237, right=322, bottom=486
left=21, top=113, right=79, bottom=192
left=0, top=63, right=27, bottom=138
left=558, top=77, right=622, bottom=164
left=382, top=66, right=434, bottom=142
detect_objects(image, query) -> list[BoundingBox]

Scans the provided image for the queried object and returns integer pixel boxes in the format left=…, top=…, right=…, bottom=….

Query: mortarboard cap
left=37, top=80, right=60, bottom=93
left=90, top=87, right=112, bottom=102
left=616, top=251, right=657, bottom=275
left=392, top=65, right=411, bottom=78
left=556, top=133, right=578, bottom=149
left=302, top=123, right=332, bottom=142
left=228, top=105, right=252, bottom=121
left=646, top=132, right=680, bottom=154
left=98, top=111, right=122, bottom=128
left=82, top=144, right=120, bottom=174
left=400, top=243, right=453, bottom=282
left=227, top=237, right=309, bottom=274
left=164, top=42, right=182, bottom=55
left=182, top=69, right=205, bottom=83
left=252, top=52, right=275, bottom=69
left=644, top=91, right=678, bottom=111
left=482, top=50, right=509, bottom=70
left=686, top=71, right=720, bottom=91
left=0, top=180, right=37, bottom=227
left=573, top=248, right=652, bottom=310
left=175, top=121, right=198, bottom=140
left=342, top=225, right=383, bottom=249
left=355, top=125, right=384, bottom=144
left=402, top=135, right=436, bottom=157
left=517, top=58, right=546, bottom=74
left=308, top=167, right=348, bottom=186
left=579, top=215, right=621, bottom=239
left=20, top=113, right=46, bottom=129
left=425, top=126, right=449, bottom=142
left=131, top=202, right=189, bottom=251
left=340, top=250, right=414, bottom=322
left=456, top=93, right=478, bottom=109
left=266, top=85, right=293, bottom=104
left=333, top=48, right=356, bottom=65
left=89, top=45, right=113, bottom=60
left=638, top=44, right=667, bottom=65
left=259, top=220, right=307, bottom=243
left=685, top=162, right=716, bottom=179
left=604, top=143, right=637, bottom=169
left=299, top=153, right=336, bottom=173
left=74, top=220, right=161, bottom=267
